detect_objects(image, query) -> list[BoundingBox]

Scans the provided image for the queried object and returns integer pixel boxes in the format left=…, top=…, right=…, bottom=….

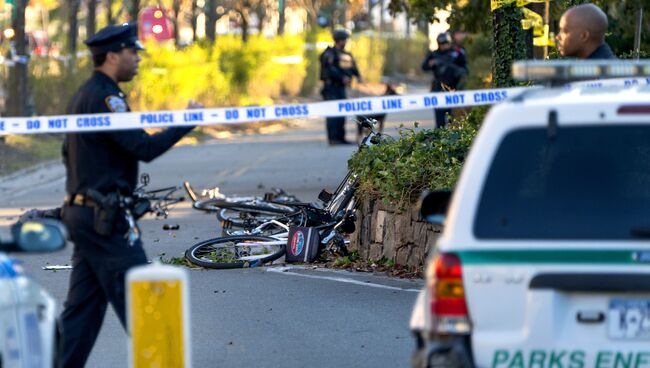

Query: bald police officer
left=319, top=29, right=363, bottom=145
left=59, top=23, right=200, bottom=367
left=556, top=3, right=616, bottom=60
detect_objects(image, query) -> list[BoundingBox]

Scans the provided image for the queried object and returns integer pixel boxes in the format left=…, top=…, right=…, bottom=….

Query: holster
left=131, top=198, right=151, bottom=220
left=87, top=189, right=121, bottom=236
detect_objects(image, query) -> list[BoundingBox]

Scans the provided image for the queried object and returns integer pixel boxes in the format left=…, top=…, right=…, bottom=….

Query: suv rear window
left=474, top=126, right=650, bottom=240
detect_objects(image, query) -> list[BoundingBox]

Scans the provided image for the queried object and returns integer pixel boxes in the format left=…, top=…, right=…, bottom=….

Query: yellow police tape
left=129, top=280, right=185, bottom=368
left=521, top=7, right=544, bottom=35
left=492, top=0, right=550, bottom=12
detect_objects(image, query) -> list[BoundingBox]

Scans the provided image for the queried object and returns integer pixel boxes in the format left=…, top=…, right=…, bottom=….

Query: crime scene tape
left=492, top=0, right=549, bottom=12
left=1, top=77, right=649, bottom=136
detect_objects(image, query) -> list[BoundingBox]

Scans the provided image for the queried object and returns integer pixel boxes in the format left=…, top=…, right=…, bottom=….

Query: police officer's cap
left=333, top=29, right=350, bottom=41
left=436, top=32, right=451, bottom=44
left=85, top=23, right=145, bottom=55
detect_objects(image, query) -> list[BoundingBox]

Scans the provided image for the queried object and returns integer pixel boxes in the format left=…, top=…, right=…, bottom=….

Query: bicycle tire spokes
left=185, top=235, right=285, bottom=269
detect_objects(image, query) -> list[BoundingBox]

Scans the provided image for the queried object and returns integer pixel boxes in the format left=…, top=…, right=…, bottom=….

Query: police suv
left=410, top=60, right=650, bottom=368
left=0, top=220, right=66, bottom=368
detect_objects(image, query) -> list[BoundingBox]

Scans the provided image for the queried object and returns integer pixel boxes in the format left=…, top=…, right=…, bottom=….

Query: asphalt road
left=0, top=106, right=433, bottom=368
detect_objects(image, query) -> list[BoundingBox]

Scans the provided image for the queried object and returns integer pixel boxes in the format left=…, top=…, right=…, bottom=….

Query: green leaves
left=349, top=107, right=487, bottom=208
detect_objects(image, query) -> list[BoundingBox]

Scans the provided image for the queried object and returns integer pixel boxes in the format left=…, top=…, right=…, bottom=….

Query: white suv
left=0, top=220, right=67, bottom=368
left=410, top=61, right=650, bottom=368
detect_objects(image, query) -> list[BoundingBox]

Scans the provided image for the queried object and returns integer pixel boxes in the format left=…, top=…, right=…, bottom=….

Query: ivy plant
left=349, top=107, right=488, bottom=209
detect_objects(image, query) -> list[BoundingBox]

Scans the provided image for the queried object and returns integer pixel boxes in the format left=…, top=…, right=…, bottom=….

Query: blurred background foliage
left=27, top=31, right=428, bottom=115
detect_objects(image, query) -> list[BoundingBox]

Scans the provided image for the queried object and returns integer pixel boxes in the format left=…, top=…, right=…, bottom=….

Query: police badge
left=105, top=95, right=127, bottom=112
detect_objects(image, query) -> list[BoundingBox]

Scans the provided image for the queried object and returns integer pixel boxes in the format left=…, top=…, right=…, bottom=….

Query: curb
left=0, top=159, right=63, bottom=185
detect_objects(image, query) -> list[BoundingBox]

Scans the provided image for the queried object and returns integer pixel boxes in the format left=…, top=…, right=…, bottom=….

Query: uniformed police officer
left=58, top=23, right=201, bottom=367
left=421, top=32, right=468, bottom=128
left=319, top=29, right=363, bottom=145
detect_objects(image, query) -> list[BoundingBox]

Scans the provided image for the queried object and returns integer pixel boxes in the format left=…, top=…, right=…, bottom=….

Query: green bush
left=348, top=107, right=488, bottom=208
left=349, top=35, right=387, bottom=84
left=381, top=34, right=429, bottom=79
left=25, top=32, right=430, bottom=115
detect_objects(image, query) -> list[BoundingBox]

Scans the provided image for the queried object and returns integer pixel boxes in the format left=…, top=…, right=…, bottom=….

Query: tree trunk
left=492, top=4, right=526, bottom=87
left=129, top=0, right=140, bottom=22
left=173, top=0, right=181, bottom=47
left=241, top=11, right=249, bottom=43
left=205, top=0, right=217, bottom=42
left=254, top=5, right=266, bottom=34
left=278, top=0, right=285, bottom=35
left=7, top=0, right=28, bottom=116
left=67, top=0, right=81, bottom=56
left=379, top=0, right=384, bottom=31
left=191, top=0, right=199, bottom=42
left=106, top=0, right=114, bottom=25
left=87, top=0, right=97, bottom=38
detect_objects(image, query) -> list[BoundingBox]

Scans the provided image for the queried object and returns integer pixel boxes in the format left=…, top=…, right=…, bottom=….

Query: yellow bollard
left=126, top=261, right=191, bottom=368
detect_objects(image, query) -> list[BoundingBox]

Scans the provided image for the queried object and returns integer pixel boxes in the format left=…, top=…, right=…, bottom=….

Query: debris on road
left=43, top=265, right=72, bottom=270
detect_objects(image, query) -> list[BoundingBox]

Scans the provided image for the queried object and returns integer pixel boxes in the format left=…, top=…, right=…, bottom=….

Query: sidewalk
left=0, top=160, right=65, bottom=203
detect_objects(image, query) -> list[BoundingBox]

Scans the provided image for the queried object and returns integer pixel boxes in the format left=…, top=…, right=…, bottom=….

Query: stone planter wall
left=348, top=198, right=443, bottom=268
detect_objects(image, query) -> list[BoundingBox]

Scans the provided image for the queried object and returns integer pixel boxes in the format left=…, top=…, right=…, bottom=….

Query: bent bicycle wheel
left=217, top=208, right=281, bottom=228
left=194, top=197, right=297, bottom=215
left=184, top=235, right=285, bottom=269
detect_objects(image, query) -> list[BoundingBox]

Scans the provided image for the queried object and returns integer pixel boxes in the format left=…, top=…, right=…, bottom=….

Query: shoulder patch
left=105, top=95, right=127, bottom=112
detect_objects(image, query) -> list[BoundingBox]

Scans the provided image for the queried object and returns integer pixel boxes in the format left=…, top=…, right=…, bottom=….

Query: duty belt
left=64, top=193, right=100, bottom=208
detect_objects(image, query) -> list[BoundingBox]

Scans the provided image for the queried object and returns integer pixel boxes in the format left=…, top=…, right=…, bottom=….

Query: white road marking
left=266, top=266, right=421, bottom=292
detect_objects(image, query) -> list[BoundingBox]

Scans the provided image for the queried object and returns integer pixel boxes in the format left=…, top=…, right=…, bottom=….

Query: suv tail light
left=429, top=252, right=471, bottom=334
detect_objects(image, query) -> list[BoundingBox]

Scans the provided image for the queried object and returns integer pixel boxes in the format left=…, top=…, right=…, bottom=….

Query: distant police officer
left=421, top=32, right=468, bottom=128
left=319, top=29, right=363, bottom=145
left=59, top=23, right=200, bottom=367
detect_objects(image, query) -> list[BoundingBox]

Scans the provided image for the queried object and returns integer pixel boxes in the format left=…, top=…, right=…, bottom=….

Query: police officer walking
left=421, top=32, right=468, bottom=128
left=319, top=29, right=363, bottom=145
left=58, top=23, right=201, bottom=367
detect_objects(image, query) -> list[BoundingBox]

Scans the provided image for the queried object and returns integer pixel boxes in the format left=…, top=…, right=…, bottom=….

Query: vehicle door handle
left=576, top=310, right=605, bottom=324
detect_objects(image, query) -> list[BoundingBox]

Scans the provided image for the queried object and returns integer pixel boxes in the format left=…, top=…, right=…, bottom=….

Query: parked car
left=0, top=219, right=67, bottom=368
left=410, top=60, right=650, bottom=368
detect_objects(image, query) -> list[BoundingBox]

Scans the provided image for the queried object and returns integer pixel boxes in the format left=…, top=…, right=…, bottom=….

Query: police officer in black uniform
left=319, top=29, right=363, bottom=145
left=58, top=23, right=200, bottom=367
left=421, top=32, right=468, bottom=128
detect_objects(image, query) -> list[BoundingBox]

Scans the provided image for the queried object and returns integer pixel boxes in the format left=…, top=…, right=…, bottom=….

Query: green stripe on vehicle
left=457, top=250, right=649, bottom=265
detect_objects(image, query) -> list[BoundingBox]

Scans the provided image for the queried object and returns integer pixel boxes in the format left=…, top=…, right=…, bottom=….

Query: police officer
left=421, top=32, right=468, bottom=128
left=556, top=3, right=616, bottom=60
left=320, top=29, right=363, bottom=145
left=58, top=23, right=201, bottom=367
left=451, top=30, right=469, bottom=89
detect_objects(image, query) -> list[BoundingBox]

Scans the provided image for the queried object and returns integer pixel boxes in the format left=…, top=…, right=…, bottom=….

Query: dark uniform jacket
left=64, top=71, right=193, bottom=196
left=586, top=43, right=616, bottom=60
left=421, top=48, right=468, bottom=92
left=319, top=46, right=360, bottom=97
